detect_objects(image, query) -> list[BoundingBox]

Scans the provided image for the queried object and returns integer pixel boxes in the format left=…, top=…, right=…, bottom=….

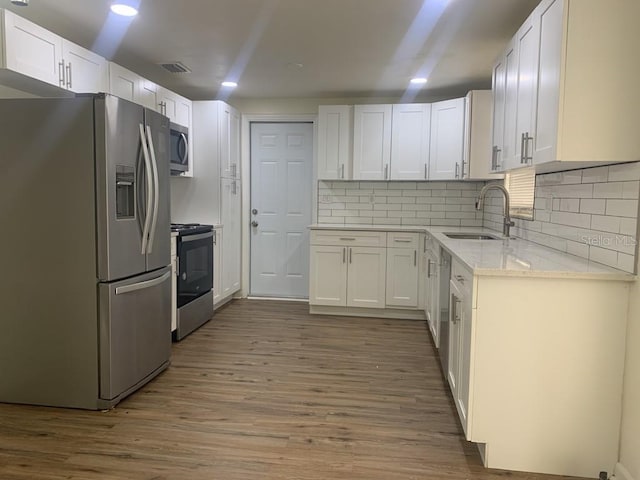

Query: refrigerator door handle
left=145, top=125, right=160, bottom=254
left=115, top=271, right=171, bottom=295
left=139, top=123, right=153, bottom=255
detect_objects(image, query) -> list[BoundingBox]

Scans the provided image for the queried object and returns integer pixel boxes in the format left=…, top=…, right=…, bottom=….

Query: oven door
left=177, top=231, right=213, bottom=307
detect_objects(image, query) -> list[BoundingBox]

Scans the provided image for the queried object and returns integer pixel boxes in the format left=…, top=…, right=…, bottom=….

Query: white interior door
left=250, top=123, right=313, bottom=298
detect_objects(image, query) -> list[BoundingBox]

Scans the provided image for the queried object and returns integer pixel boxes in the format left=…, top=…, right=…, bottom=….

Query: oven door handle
left=180, top=232, right=213, bottom=243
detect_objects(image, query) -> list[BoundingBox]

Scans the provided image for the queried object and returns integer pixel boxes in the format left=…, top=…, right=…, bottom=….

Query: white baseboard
left=612, top=463, right=634, bottom=480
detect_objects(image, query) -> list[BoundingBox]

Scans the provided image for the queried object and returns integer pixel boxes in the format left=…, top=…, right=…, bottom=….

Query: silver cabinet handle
left=231, top=180, right=237, bottom=195
left=427, top=259, right=433, bottom=278
left=342, top=247, right=346, bottom=263
left=231, top=164, right=237, bottom=178
left=461, top=159, right=466, bottom=179
left=455, top=162, right=460, bottom=179
left=175, top=258, right=179, bottom=276
left=423, top=236, right=427, bottom=253
left=384, top=164, right=389, bottom=180
left=340, top=237, right=356, bottom=241
left=455, top=274, right=466, bottom=284
left=394, top=239, right=412, bottom=243
left=424, top=163, right=428, bottom=179
left=349, top=247, right=352, bottom=264
left=66, top=62, right=72, bottom=89
left=414, top=250, right=417, bottom=266
left=523, top=133, right=533, bottom=164
left=520, top=132, right=528, bottom=164
left=452, top=295, right=462, bottom=324
left=341, top=164, right=345, bottom=179
left=58, top=61, right=65, bottom=87
left=212, top=230, right=217, bottom=245
left=116, top=271, right=171, bottom=295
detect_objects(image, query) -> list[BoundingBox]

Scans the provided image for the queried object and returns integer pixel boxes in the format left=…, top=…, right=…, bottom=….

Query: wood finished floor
left=0, top=299, right=587, bottom=480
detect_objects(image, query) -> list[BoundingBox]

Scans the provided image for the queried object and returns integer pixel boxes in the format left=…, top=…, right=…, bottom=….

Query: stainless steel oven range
left=171, top=223, right=214, bottom=340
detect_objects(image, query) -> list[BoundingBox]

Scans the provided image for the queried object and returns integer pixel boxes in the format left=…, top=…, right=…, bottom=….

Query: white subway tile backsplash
left=593, top=182, right=624, bottom=199
left=484, top=161, right=640, bottom=273
left=609, top=162, right=640, bottom=181
left=622, top=181, right=640, bottom=199
left=605, top=199, right=638, bottom=218
left=389, top=182, right=415, bottom=189
left=373, top=217, right=401, bottom=225
left=581, top=166, right=609, bottom=184
left=580, top=199, right=606, bottom=215
left=591, top=215, right=621, bottom=234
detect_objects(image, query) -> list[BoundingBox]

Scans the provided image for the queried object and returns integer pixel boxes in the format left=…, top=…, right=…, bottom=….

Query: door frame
left=241, top=114, right=317, bottom=298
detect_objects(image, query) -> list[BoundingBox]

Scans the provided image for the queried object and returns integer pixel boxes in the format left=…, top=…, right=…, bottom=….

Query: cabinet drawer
left=451, top=259, right=472, bottom=294
left=310, top=230, right=387, bottom=247
left=387, top=231, right=420, bottom=249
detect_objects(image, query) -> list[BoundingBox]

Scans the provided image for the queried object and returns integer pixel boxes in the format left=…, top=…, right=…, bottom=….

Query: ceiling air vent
left=160, top=62, right=191, bottom=74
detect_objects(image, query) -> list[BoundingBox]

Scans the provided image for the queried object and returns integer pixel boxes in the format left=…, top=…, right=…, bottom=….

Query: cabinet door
left=229, top=106, right=241, bottom=179
left=514, top=15, right=540, bottom=168
left=317, top=105, right=353, bottom=180
left=175, top=96, right=192, bottom=128
left=346, top=247, right=386, bottom=308
left=309, top=246, right=347, bottom=306
left=109, top=63, right=138, bottom=102
left=219, top=103, right=233, bottom=178
left=491, top=58, right=507, bottom=171
left=157, top=88, right=178, bottom=121
left=532, top=0, right=563, bottom=165
left=429, top=98, right=465, bottom=180
left=457, top=285, right=472, bottom=436
left=213, top=227, right=223, bottom=306
left=447, top=279, right=463, bottom=397
left=137, top=78, right=158, bottom=111
left=3, top=9, right=63, bottom=87
left=502, top=40, right=520, bottom=170
left=221, top=178, right=241, bottom=297
left=386, top=247, right=419, bottom=308
left=425, top=249, right=439, bottom=346
left=390, top=103, right=431, bottom=180
left=353, top=104, right=392, bottom=180
left=62, top=40, right=107, bottom=93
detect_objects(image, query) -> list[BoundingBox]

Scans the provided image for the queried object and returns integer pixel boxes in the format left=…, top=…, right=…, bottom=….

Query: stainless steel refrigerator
left=0, top=94, right=172, bottom=409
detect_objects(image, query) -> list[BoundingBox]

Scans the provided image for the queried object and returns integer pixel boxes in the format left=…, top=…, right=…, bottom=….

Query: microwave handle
left=179, top=133, right=189, bottom=163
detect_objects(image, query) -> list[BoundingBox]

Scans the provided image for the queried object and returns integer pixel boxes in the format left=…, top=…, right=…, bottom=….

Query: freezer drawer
left=99, top=267, right=172, bottom=402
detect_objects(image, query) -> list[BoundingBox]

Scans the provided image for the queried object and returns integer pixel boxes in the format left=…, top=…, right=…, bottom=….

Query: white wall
left=619, top=289, right=640, bottom=480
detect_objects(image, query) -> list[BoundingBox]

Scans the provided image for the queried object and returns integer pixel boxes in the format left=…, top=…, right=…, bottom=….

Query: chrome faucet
left=476, top=184, right=515, bottom=237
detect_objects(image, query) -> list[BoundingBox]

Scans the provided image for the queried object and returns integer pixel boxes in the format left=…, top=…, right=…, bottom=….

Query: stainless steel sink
left=444, top=233, right=501, bottom=240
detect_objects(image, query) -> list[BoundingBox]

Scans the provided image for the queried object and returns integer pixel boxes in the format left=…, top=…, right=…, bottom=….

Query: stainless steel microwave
left=169, top=122, right=189, bottom=174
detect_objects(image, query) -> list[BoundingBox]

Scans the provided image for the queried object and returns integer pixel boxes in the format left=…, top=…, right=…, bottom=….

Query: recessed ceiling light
left=110, top=3, right=138, bottom=17
left=410, top=77, right=428, bottom=85
left=221, top=81, right=238, bottom=88
left=10, top=0, right=29, bottom=6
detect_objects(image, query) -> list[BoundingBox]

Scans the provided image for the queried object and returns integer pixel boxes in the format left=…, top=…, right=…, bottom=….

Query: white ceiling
left=5, top=0, right=540, bottom=100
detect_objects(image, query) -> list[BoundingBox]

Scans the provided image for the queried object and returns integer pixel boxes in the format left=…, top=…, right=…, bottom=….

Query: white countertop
left=309, top=224, right=635, bottom=281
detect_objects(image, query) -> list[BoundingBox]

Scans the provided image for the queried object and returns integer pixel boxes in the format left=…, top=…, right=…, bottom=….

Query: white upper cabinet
left=513, top=14, right=539, bottom=168
left=463, top=91, right=502, bottom=180
left=157, top=86, right=192, bottom=127
left=317, top=105, right=353, bottom=180
left=429, top=98, right=465, bottom=180
left=493, top=0, right=640, bottom=171
left=219, top=102, right=241, bottom=179
left=108, top=63, right=137, bottom=102
left=137, top=78, right=158, bottom=110
left=1, top=9, right=63, bottom=88
left=353, top=104, right=392, bottom=180
left=390, top=103, right=431, bottom=180
left=61, top=40, right=107, bottom=93
left=0, top=10, right=106, bottom=94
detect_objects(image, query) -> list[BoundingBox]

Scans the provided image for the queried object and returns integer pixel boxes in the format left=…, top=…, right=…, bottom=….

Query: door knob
left=251, top=221, right=259, bottom=227
left=252, top=209, right=258, bottom=215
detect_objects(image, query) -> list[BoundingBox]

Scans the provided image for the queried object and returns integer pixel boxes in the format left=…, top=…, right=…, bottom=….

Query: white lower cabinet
left=444, top=258, right=629, bottom=478
left=346, top=247, right=386, bottom=308
left=424, top=239, right=440, bottom=346
left=170, top=235, right=177, bottom=333
left=448, top=261, right=472, bottom=435
left=220, top=178, right=241, bottom=299
left=310, top=229, right=426, bottom=314
left=213, top=227, right=222, bottom=306
left=386, top=232, right=420, bottom=308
